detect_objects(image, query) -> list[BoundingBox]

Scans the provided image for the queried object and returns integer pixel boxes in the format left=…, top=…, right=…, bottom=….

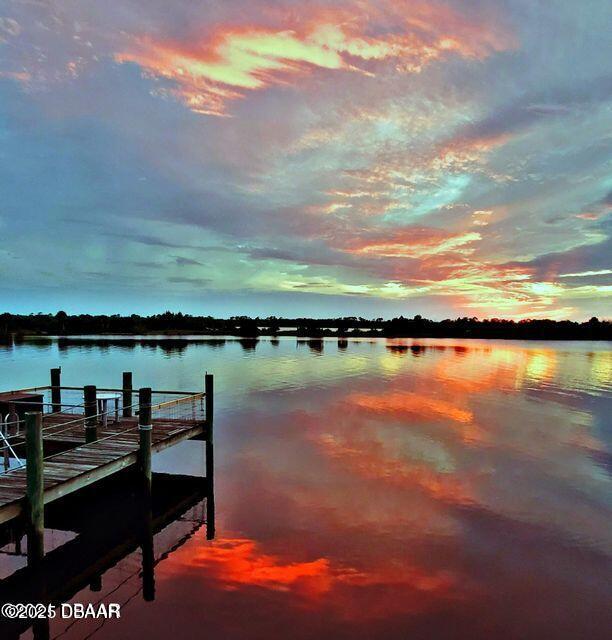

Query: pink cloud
left=115, top=1, right=513, bottom=115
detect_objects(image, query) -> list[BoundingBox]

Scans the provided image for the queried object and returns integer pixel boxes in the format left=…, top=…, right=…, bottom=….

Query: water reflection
left=0, top=338, right=610, bottom=638
left=0, top=469, right=213, bottom=639
left=238, top=338, right=259, bottom=352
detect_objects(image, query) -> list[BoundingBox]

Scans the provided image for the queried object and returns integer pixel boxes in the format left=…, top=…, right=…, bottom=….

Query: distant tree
left=55, top=310, right=68, bottom=333
left=237, top=319, right=259, bottom=337
left=267, top=319, right=280, bottom=335
left=0, top=311, right=609, bottom=340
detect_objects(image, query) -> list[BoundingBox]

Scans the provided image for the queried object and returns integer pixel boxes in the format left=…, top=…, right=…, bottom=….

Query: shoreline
left=6, top=332, right=612, bottom=342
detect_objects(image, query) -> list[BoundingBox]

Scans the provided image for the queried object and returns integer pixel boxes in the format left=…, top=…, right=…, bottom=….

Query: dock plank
left=0, top=413, right=206, bottom=519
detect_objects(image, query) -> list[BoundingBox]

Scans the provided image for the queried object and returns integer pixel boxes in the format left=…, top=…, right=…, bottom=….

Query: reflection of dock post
left=12, top=523, right=22, bottom=555
left=25, top=412, right=44, bottom=567
left=50, top=368, right=61, bottom=412
left=206, top=476, right=215, bottom=540
left=141, top=499, right=155, bottom=601
left=32, top=617, right=50, bottom=640
left=84, top=384, right=97, bottom=443
left=138, top=386, right=155, bottom=600
left=205, top=374, right=215, bottom=540
left=122, top=371, right=133, bottom=418
left=89, top=575, right=102, bottom=592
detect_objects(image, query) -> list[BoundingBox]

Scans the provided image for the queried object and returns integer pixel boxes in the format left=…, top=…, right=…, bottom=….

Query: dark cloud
left=505, top=234, right=611, bottom=281
left=104, top=232, right=199, bottom=251
left=454, top=74, right=612, bottom=145
left=167, top=276, right=211, bottom=285
left=173, top=256, right=204, bottom=266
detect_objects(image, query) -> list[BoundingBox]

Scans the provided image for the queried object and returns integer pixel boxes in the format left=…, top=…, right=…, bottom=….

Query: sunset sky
left=0, top=0, right=610, bottom=319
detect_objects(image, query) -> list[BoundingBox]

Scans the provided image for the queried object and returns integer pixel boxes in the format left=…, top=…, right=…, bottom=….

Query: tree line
left=0, top=311, right=610, bottom=340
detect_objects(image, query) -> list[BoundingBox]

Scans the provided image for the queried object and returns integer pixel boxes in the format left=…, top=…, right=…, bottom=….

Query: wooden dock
left=0, top=370, right=214, bottom=538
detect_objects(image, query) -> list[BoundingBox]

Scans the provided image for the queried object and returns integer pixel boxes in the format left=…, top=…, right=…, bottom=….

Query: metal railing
left=0, top=386, right=209, bottom=475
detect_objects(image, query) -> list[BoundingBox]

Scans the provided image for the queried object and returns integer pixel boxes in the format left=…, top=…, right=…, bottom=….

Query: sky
left=0, top=0, right=610, bottom=320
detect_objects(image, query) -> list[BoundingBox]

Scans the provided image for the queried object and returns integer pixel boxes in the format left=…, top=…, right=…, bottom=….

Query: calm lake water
left=1, top=337, right=611, bottom=639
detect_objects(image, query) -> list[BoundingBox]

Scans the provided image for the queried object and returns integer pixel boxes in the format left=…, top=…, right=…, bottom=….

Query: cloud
left=442, top=74, right=612, bottom=156
left=0, top=0, right=610, bottom=319
left=343, top=228, right=481, bottom=258
left=174, top=255, right=204, bottom=266
left=0, top=17, right=20, bottom=41
left=114, top=0, right=511, bottom=115
left=559, top=269, right=612, bottom=278
left=506, top=234, right=611, bottom=283
left=167, top=275, right=211, bottom=285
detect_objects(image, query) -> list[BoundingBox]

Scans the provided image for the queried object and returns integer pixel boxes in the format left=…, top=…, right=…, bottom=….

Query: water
left=1, top=337, right=611, bottom=639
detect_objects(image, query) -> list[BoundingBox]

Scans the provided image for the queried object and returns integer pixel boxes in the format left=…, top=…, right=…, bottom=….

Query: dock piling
left=138, top=387, right=152, bottom=496
left=84, top=385, right=97, bottom=443
left=50, top=368, right=61, bottom=412
left=25, top=411, right=44, bottom=566
left=205, top=374, right=214, bottom=430
left=204, top=374, right=215, bottom=539
left=122, top=372, right=133, bottom=418
left=0, top=381, right=211, bottom=533
left=89, top=575, right=102, bottom=592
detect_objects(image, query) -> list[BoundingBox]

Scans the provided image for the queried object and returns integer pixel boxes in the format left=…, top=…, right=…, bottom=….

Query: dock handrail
left=4, top=385, right=204, bottom=395
left=153, top=393, right=205, bottom=410
left=0, top=387, right=208, bottom=475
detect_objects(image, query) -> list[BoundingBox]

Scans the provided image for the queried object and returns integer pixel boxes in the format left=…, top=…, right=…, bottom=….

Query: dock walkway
left=0, top=371, right=213, bottom=527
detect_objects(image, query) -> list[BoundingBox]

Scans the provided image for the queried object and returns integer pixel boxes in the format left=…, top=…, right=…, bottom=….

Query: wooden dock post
left=204, top=373, right=215, bottom=540
left=25, top=411, right=44, bottom=566
left=84, top=385, right=97, bottom=443
left=122, top=371, right=133, bottom=418
left=205, top=373, right=214, bottom=430
left=205, top=375, right=214, bottom=479
left=50, top=367, right=61, bottom=412
left=138, top=387, right=152, bottom=496
left=137, top=386, right=155, bottom=598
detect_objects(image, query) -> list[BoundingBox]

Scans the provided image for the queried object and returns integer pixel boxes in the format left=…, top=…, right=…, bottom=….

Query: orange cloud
left=343, top=227, right=482, bottom=258
left=350, top=390, right=473, bottom=424
left=115, top=2, right=512, bottom=115
left=436, top=131, right=514, bottom=162
left=180, top=535, right=458, bottom=614
left=191, top=537, right=333, bottom=596
left=313, top=431, right=472, bottom=504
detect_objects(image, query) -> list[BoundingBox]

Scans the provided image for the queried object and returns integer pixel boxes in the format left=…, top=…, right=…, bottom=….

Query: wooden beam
left=50, top=368, right=62, bottom=412
left=139, top=387, right=153, bottom=499
left=205, top=374, right=214, bottom=428
left=25, top=412, right=44, bottom=566
left=84, top=385, right=97, bottom=443
left=205, top=373, right=214, bottom=484
left=122, top=372, right=133, bottom=418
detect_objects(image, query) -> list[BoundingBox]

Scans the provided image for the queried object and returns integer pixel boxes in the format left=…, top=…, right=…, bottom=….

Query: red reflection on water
left=350, top=391, right=473, bottom=424
left=181, top=537, right=333, bottom=596
left=155, top=533, right=463, bottom=626
left=165, top=535, right=458, bottom=601
left=311, top=429, right=473, bottom=504
left=67, top=342, right=612, bottom=640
